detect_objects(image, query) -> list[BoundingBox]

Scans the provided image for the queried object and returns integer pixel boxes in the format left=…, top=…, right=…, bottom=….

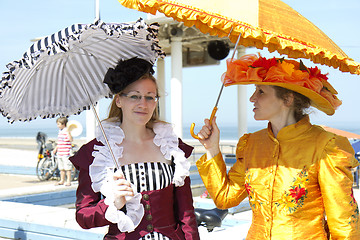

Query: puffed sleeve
left=196, top=134, right=250, bottom=209
left=318, top=135, right=360, bottom=239
left=69, top=139, right=112, bottom=229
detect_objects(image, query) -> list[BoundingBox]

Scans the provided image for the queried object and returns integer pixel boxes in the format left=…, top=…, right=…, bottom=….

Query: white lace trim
left=103, top=169, right=144, bottom=232
left=152, top=123, right=190, bottom=186
left=88, top=120, right=190, bottom=232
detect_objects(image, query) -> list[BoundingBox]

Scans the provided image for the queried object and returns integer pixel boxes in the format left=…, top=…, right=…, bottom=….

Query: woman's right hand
left=198, top=117, right=221, bottom=159
left=113, top=170, right=134, bottom=210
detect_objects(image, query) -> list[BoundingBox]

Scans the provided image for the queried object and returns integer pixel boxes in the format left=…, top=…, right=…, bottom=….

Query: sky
left=0, top=0, right=360, bottom=138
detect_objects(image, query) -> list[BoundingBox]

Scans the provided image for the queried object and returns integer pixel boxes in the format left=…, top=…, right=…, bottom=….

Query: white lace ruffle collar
left=90, top=120, right=190, bottom=191
left=88, top=120, right=190, bottom=232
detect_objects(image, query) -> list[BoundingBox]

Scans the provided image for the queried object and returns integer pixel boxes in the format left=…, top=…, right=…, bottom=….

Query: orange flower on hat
left=223, top=54, right=260, bottom=85
left=308, top=66, right=341, bottom=108
left=265, top=60, right=314, bottom=91
left=309, top=66, right=328, bottom=81
left=320, top=89, right=342, bottom=109
left=279, top=61, right=295, bottom=76
left=221, top=53, right=342, bottom=115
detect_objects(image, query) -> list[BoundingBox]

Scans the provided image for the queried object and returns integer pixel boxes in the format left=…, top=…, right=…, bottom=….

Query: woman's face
left=249, top=85, right=287, bottom=121
left=116, top=78, right=158, bottom=126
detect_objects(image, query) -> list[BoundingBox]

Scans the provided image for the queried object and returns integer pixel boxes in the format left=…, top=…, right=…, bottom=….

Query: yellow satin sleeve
left=318, top=135, right=360, bottom=239
left=196, top=134, right=250, bottom=209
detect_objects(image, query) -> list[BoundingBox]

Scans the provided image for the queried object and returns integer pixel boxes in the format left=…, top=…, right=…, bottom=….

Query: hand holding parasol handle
left=190, top=106, right=218, bottom=140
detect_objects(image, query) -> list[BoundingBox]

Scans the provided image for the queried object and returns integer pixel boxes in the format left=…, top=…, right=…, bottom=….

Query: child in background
left=53, top=117, right=73, bottom=186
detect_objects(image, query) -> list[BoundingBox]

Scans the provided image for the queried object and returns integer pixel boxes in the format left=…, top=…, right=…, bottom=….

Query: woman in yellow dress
left=196, top=54, right=360, bottom=239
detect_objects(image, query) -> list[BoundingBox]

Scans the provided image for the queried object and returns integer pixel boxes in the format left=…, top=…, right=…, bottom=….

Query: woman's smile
left=133, top=109, right=148, bottom=116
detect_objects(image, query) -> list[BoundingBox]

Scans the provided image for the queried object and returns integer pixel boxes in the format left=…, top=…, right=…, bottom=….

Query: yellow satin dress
left=197, top=116, right=360, bottom=239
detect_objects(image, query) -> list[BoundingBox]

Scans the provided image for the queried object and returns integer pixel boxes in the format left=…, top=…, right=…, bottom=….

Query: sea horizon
left=1, top=122, right=360, bottom=141
left=0, top=125, right=250, bottom=140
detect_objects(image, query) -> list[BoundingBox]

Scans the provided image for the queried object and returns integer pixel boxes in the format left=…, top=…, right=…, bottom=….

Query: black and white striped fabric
left=121, top=162, right=173, bottom=240
left=0, top=18, right=165, bottom=122
left=121, top=162, right=174, bottom=194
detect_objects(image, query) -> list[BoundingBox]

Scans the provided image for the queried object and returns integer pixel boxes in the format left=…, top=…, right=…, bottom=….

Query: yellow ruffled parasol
left=118, top=0, right=360, bottom=75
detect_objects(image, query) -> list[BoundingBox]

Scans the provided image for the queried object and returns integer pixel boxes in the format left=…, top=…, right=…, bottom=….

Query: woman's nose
left=138, top=96, right=148, bottom=106
left=249, top=92, right=256, bottom=102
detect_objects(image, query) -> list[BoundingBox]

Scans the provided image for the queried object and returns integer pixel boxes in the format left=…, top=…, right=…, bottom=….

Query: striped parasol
left=0, top=18, right=165, bottom=123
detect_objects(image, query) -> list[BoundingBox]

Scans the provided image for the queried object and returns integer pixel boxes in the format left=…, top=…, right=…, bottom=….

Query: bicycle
left=36, top=132, right=78, bottom=181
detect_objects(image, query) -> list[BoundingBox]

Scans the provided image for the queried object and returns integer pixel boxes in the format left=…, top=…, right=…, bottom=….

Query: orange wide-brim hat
left=222, top=54, right=342, bottom=115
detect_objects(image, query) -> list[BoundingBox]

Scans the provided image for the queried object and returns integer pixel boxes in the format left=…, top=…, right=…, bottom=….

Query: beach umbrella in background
left=0, top=18, right=165, bottom=168
left=352, top=141, right=360, bottom=156
left=320, top=125, right=360, bottom=140
left=118, top=0, right=360, bottom=139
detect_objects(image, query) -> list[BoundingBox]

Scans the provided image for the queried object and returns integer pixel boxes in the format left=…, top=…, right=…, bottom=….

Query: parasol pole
left=79, top=75, right=120, bottom=169
left=73, top=0, right=120, bottom=170
left=190, top=32, right=242, bottom=140
left=95, top=0, right=100, bottom=21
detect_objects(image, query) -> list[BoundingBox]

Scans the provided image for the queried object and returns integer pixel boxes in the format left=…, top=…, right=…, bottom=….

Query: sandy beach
left=0, top=137, right=87, bottom=169
left=0, top=137, right=87, bottom=150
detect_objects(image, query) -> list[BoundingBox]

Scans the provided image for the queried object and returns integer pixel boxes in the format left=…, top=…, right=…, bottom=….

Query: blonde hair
left=56, top=117, right=68, bottom=126
left=104, top=73, right=162, bottom=129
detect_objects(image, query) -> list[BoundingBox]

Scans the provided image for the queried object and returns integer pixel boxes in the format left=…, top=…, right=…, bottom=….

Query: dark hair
left=103, top=57, right=154, bottom=94
left=273, top=86, right=311, bottom=122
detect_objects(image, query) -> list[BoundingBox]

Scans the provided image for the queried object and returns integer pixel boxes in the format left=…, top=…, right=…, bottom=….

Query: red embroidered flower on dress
left=350, top=189, right=357, bottom=205
left=245, top=182, right=252, bottom=195
left=289, top=186, right=306, bottom=203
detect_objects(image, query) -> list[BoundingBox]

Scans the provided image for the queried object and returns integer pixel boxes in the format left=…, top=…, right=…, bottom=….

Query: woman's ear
left=115, top=95, right=122, bottom=108
left=284, top=93, right=294, bottom=107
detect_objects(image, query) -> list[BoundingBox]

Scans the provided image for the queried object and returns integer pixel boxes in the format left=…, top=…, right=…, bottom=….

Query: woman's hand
left=113, top=170, right=134, bottom=210
left=198, top=117, right=221, bottom=159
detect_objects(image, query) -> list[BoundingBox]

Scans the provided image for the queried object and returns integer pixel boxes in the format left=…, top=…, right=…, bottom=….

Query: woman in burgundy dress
left=70, top=57, right=200, bottom=240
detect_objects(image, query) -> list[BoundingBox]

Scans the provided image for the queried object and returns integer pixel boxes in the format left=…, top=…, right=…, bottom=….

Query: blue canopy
left=352, top=141, right=360, bottom=155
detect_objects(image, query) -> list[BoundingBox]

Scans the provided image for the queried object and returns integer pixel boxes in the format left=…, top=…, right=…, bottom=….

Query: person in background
left=196, top=54, right=360, bottom=239
left=54, top=117, right=73, bottom=186
left=70, top=57, right=200, bottom=240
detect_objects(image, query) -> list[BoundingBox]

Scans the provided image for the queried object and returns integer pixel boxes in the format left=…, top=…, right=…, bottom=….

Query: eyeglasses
left=120, top=92, right=159, bottom=103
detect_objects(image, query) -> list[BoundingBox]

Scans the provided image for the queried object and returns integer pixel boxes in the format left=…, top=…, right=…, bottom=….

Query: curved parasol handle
left=190, top=106, right=218, bottom=140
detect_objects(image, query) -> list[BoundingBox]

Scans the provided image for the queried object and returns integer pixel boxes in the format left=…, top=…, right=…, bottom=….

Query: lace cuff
left=104, top=191, right=144, bottom=232
left=102, top=171, right=144, bottom=233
